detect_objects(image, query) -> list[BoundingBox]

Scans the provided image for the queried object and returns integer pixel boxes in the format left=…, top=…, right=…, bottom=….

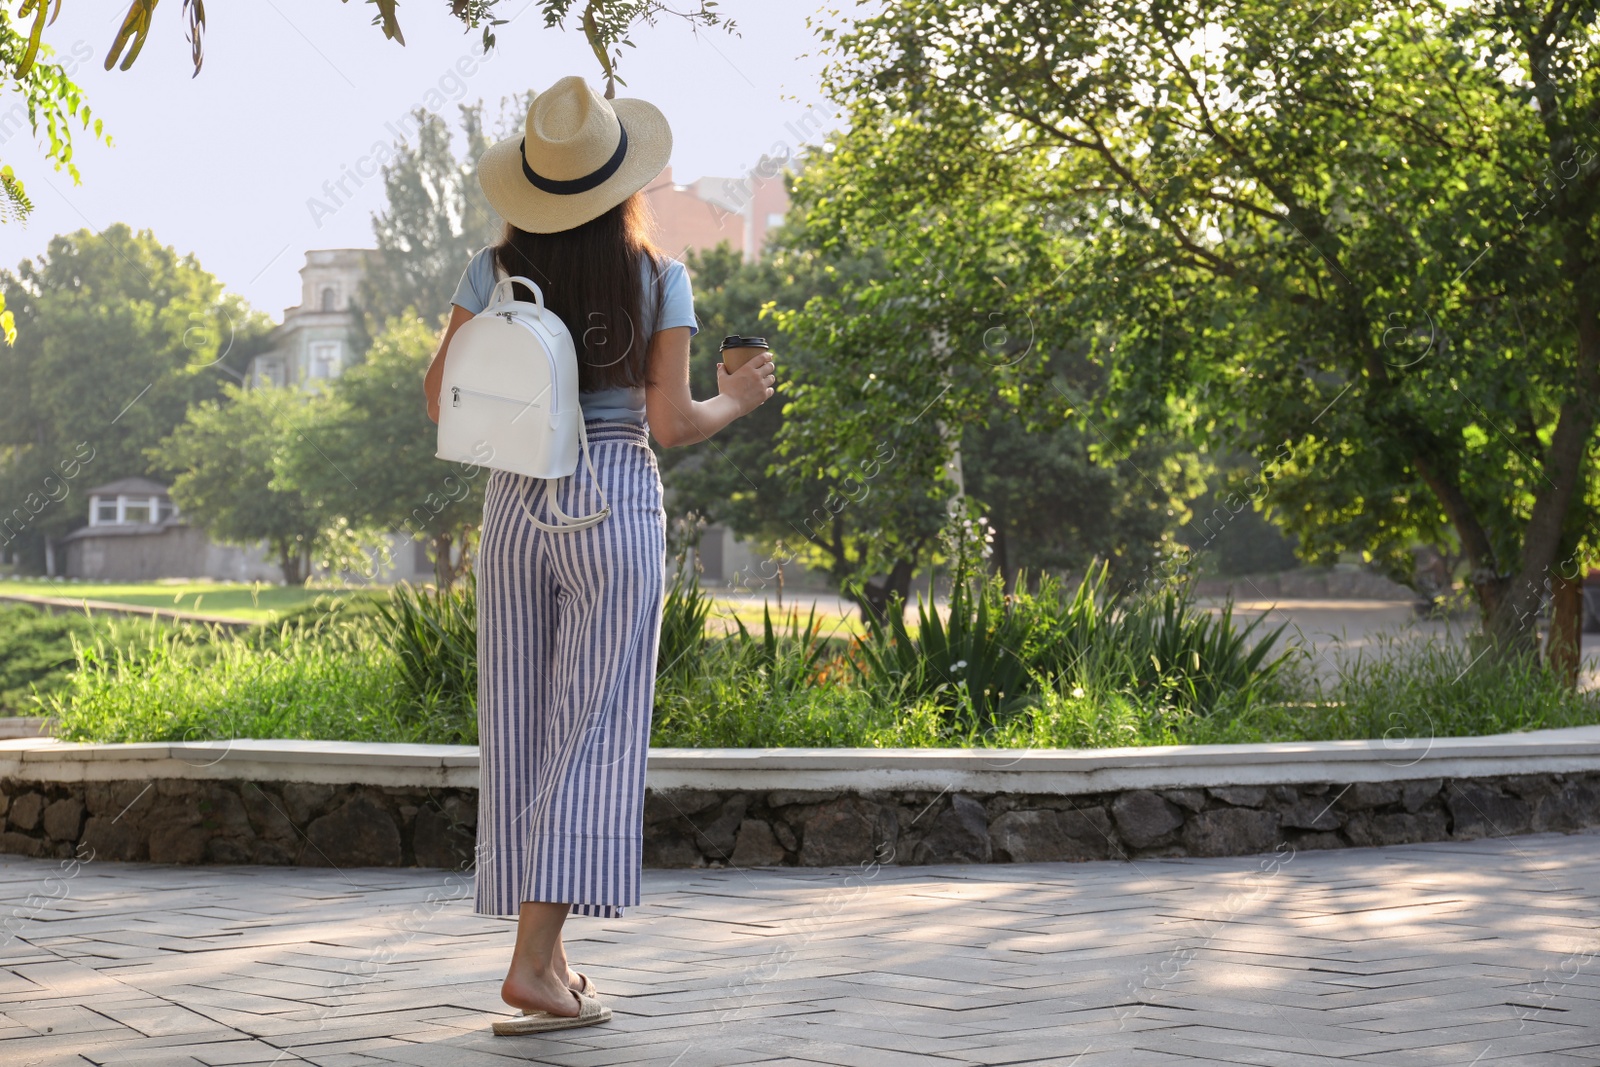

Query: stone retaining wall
left=0, top=779, right=480, bottom=868
left=3, top=771, right=1598, bottom=869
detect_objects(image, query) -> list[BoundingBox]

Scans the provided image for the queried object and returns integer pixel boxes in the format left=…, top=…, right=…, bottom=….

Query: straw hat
left=477, top=76, right=672, bottom=234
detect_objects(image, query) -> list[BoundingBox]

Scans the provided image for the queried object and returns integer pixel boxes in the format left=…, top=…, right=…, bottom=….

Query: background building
left=60, top=478, right=280, bottom=581
left=642, top=160, right=790, bottom=264
left=641, top=160, right=794, bottom=585
left=56, top=477, right=429, bottom=584
left=247, top=249, right=374, bottom=388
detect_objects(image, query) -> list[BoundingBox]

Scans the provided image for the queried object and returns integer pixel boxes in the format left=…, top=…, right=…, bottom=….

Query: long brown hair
left=491, top=192, right=666, bottom=392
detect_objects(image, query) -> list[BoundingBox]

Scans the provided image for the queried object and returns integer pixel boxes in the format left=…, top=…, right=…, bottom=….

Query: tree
left=0, top=0, right=729, bottom=324
left=277, top=314, right=489, bottom=590
left=771, top=129, right=1096, bottom=613
left=150, top=384, right=339, bottom=585
left=799, top=0, right=1600, bottom=671
left=360, top=106, right=497, bottom=332
left=657, top=242, right=951, bottom=619
left=2, top=0, right=737, bottom=335
left=962, top=398, right=1204, bottom=594
left=0, top=7, right=110, bottom=333
left=666, top=237, right=1206, bottom=615
left=0, top=224, right=270, bottom=570
left=6, top=1, right=730, bottom=93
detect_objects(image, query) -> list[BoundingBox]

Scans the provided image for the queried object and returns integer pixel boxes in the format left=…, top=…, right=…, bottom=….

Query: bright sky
left=1, top=0, right=845, bottom=315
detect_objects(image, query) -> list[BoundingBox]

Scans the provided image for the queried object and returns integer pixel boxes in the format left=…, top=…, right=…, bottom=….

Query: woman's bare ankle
left=501, top=962, right=580, bottom=1017
left=551, top=949, right=581, bottom=990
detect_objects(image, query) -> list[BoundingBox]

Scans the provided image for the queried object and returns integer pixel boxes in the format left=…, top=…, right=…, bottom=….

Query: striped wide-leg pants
left=473, top=421, right=665, bottom=918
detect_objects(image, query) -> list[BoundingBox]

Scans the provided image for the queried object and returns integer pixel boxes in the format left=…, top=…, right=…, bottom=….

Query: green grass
left=3, top=592, right=390, bottom=721
left=704, top=596, right=869, bottom=638
left=0, top=605, right=212, bottom=716
left=1217, top=634, right=1600, bottom=744
left=44, top=612, right=472, bottom=746
left=24, top=570, right=1600, bottom=749
left=0, top=578, right=382, bottom=623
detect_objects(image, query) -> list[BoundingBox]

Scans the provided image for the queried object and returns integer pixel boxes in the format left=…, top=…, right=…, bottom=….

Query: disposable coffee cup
left=718, top=335, right=770, bottom=374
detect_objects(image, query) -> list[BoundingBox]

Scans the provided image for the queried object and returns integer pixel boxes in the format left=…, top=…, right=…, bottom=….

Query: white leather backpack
left=435, top=264, right=610, bottom=531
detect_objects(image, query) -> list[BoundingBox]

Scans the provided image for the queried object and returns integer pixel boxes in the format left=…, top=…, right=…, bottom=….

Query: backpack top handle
left=491, top=274, right=547, bottom=310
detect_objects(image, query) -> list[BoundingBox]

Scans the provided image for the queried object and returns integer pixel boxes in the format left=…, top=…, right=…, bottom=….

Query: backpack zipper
left=451, top=384, right=549, bottom=421
left=487, top=313, right=565, bottom=416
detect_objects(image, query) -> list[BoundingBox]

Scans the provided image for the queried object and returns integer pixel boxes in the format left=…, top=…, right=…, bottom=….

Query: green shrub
left=35, top=556, right=1597, bottom=750
left=43, top=618, right=430, bottom=744
left=657, top=560, right=712, bottom=689
left=371, top=581, right=477, bottom=736
left=0, top=605, right=94, bottom=714
left=732, top=604, right=846, bottom=702
left=849, top=560, right=1295, bottom=737
left=0, top=605, right=196, bottom=716
left=651, top=610, right=893, bottom=748
left=853, top=570, right=1038, bottom=730
left=1071, top=579, right=1296, bottom=720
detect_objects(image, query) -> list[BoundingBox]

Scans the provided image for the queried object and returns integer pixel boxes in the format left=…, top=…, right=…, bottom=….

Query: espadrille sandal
left=520, top=971, right=599, bottom=1015
left=493, top=990, right=610, bottom=1035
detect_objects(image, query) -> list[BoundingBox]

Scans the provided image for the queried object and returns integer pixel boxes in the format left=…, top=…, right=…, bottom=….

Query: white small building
left=57, top=477, right=431, bottom=584
left=87, top=477, right=179, bottom=529
left=60, top=478, right=280, bottom=581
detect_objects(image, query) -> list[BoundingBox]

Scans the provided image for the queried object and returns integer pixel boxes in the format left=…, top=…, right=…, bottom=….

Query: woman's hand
left=717, top=351, right=777, bottom=416
left=644, top=328, right=773, bottom=448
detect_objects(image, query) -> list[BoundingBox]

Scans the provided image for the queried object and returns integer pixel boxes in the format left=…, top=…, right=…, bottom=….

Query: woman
left=423, top=76, right=775, bottom=1035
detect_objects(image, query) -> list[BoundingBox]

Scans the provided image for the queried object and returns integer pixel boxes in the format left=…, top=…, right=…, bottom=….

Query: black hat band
left=520, top=122, right=629, bottom=196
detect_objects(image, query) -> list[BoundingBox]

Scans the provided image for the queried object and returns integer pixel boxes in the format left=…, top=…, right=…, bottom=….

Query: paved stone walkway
left=3, top=831, right=1599, bottom=1066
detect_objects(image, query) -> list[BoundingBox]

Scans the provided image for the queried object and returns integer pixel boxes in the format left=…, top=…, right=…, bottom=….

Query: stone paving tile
left=326, top=1045, right=539, bottom=1067
left=5, top=1003, right=131, bottom=1036
left=5, top=830, right=1600, bottom=1065
left=1468, top=1031, right=1600, bottom=1060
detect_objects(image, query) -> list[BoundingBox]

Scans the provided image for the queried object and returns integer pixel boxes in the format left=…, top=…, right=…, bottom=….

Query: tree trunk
left=432, top=532, right=455, bottom=591
left=821, top=514, right=859, bottom=600
left=1488, top=285, right=1600, bottom=656
left=279, top=548, right=305, bottom=586
left=1469, top=570, right=1532, bottom=649
left=992, top=511, right=1016, bottom=594
left=1410, top=450, right=1526, bottom=652
left=1546, top=566, right=1583, bottom=689
left=454, top=524, right=476, bottom=584
left=859, top=559, right=915, bottom=624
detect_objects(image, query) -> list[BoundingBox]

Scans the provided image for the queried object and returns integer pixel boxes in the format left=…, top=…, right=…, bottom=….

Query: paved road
left=1218, top=599, right=1600, bottom=692
left=3, top=831, right=1599, bottom=1066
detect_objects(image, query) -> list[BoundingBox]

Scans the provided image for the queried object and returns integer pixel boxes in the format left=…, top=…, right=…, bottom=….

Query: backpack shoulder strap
left=491, top=255, right=610, bottom=533
left=520, top=418, right=611, bottom=532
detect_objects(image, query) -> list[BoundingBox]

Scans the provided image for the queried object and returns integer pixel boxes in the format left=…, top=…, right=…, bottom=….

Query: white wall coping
left=0, top=718, right=49, bottom=740
left=0, top=592, right=252, bottom=629
left=5, top=727, right=1600, bottom=793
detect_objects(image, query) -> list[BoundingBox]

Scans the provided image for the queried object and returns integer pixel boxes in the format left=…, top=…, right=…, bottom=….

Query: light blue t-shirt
left=450, top=246, right=697, bottom=424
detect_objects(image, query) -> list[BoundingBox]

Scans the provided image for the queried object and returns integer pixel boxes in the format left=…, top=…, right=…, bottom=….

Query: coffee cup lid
left=719, top=335, right=769, bottom=349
